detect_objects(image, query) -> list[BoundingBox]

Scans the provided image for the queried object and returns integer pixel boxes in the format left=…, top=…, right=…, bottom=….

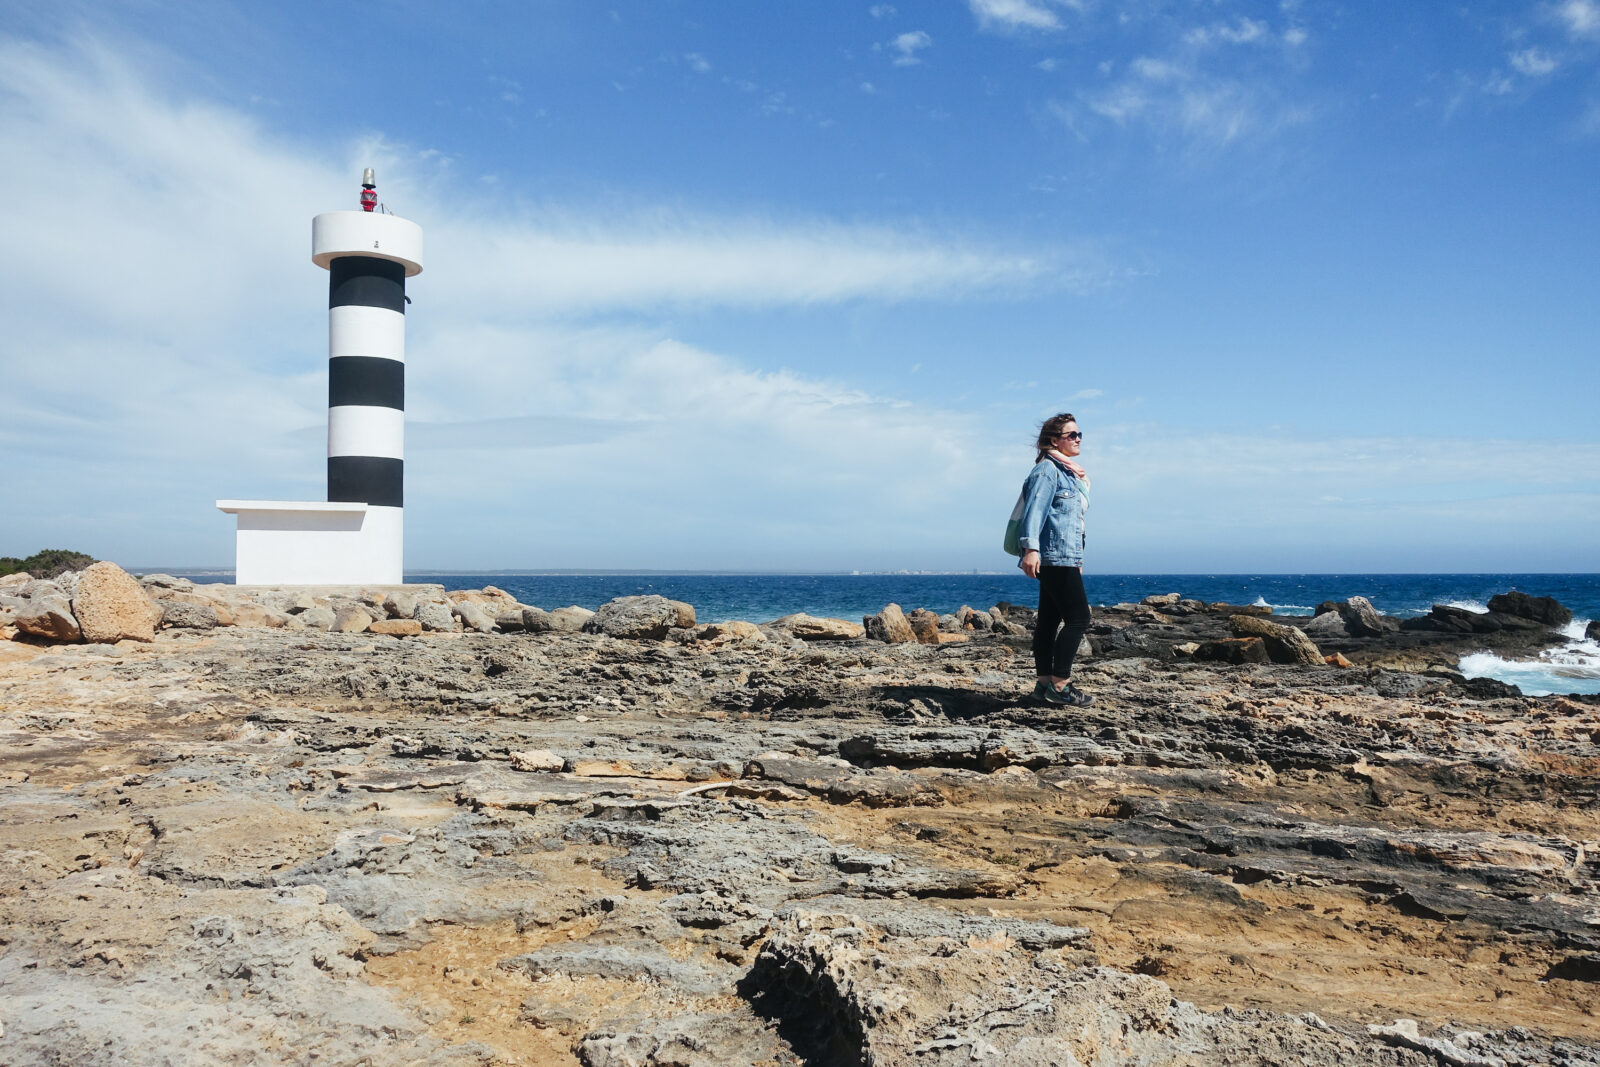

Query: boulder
left=771, top=613, right=865, bottom=641
left=331, top=605, right=371, bottom=634
left=1488, top=591, right=1572, bottom=627
left=956, top=605, right=991, bottom=632
left=15, top=596, right=81, bottom=642
left=698, top=620, right=766, bottom=646
left=139, top=573, right=193, bottom=593
left=227, top=602, right=288, bottom=628
left=382, top=592, right=422, bottom=619
left=0, top=572, right=32, bottom=590
left=1325, top=652, right=1354, bottom=668
left=494, top=611, right=527, bottom=632
left=1339, top=595, right=1386, bottom=636
left=863, top=603, right=915, bottom=644
left=905, top=608, right=941, bottom=644
left=453, top=600, right=498, bottom=634
left=668, top=599, right=697, bottom=628
left=1195, top=637, right=1268, bottom=665
left=520, top=607, right=557, bottom=633
left=548, top=606, right=594, bottom=632
left=370, top=619, right=422, bottom=636
left=281, top=591, right=317, bottom=614
left=72, top=561, right=158, bottom=643
left=415, top=601, right=460, bottom=632
left=1230, top=614, right=1324, bottom=666
left=299, top=606, right=336, bottom=631
left=1141, top=593, right=1181, bottom=606
left=1588, top=620, right=1600, bottom=642
left=160, top=602, right=219, bottom=630
left=1301, top=611, right=1350, bottom=639
left=585, top=596, right=682, bottom=640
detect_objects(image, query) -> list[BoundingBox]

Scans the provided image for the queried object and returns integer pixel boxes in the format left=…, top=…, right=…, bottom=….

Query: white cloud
left=969, top=0, right=1068, bottom=33
left=890, top=30, right=932, bottom=66
left=1069, top=388, right=1103, bottom=400
left=1556, top=0, right=1600, bottom=39
left=1510, top=47, right=1559, bottom=77
left=1185, top=18, right=1270, bottom=48
left=1283, top=27, right=1308, bottom=47
left=684, top=52, right=711, bottom=74
left=0, top=31, right=1073, bottom=570
left=869, top=4, right=897, bottom=18
left=1035, top=57, right=1060, bottom=72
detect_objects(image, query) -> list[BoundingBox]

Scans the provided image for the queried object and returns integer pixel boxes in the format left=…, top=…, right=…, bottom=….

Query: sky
left=1, top=0, right=1597, bottom=573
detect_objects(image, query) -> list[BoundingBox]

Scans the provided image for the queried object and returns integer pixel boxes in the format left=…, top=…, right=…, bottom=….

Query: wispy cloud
left=1556, top=0, right=1600, bottom=40
left=890, top=30, right=932, bottom=66
left=684, top=52, right=711, bottom=74
left=869, top=4, right=897, bottom=19
left=969, top=0, right=1071, bottom=33
left=1509, top=47, right=1559, bottom=76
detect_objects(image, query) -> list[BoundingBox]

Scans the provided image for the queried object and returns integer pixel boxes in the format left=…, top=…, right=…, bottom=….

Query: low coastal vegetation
left=0, top=548, right=95, bottom=579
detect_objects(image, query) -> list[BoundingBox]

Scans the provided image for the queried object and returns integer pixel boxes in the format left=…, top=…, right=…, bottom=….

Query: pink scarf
left=1047, top=448, right=1087, bottom=480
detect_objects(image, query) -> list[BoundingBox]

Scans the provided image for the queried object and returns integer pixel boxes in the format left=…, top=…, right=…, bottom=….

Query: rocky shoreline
left=2, top=564, right=1598, bottom=1065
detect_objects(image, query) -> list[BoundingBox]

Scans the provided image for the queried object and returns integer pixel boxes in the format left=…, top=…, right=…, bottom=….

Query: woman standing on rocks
left=1018, top=413, right=1094, bottom=707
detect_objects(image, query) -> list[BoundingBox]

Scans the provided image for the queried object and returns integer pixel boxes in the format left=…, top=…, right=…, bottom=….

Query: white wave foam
left=1443, top=599, right=1490, bottom=614
left=1560, top=617, right=1593, bottom=641
left=1250, top=595, right=1314, bottom=616
left=1459, top=635, right=1600, bottom=697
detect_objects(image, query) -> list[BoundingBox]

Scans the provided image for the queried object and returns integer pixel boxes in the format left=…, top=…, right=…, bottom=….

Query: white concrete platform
left=216, top=500, right=403, bottom=585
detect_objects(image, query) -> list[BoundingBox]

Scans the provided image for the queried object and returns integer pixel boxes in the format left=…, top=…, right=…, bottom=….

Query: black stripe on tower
left=329, top=257, right=406, bottom=313
left=329, top=456, right=404, bottom=508
left=329, top=356, right=405, bottom=410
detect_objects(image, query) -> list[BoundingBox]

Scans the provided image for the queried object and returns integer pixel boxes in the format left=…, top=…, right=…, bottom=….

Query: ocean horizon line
left=146, top=568, right=1600, bottom=579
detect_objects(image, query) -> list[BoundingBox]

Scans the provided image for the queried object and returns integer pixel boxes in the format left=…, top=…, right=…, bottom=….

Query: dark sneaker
left=1043, top=683, right=1093, bottom=708
left=1027, top=679, right=1057, bottom=704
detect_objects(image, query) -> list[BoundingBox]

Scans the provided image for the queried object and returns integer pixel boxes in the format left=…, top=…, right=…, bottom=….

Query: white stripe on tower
left=311, top=170, right=424, bottom=583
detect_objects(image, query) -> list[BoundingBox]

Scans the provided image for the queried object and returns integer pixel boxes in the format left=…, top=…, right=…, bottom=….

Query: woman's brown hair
left=1034, top=412, right=1076, bottom=461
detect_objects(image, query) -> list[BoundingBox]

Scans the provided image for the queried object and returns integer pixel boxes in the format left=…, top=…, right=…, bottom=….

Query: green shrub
left=0, top=549, right=97, bottom=580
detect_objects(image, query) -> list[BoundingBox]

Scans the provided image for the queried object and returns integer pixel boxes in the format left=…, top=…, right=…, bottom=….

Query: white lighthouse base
left=216, top=501, right=403, bottom=585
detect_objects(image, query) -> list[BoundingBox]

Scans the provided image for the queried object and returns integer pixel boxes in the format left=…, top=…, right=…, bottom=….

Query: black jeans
left=1034, top=565, right=1091, bottom=679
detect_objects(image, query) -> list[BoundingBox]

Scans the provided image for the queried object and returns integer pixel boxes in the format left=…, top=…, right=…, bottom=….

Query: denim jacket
left=1017, top=458, right=1087, bottom=567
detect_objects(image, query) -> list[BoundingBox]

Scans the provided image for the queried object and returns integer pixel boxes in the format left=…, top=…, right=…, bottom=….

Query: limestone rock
left=330, top=605, right=371, bottom=634
left=1332, top=595, right=1386, bottom=636
left=299, top=606, right=336, bottom=630
left=956, top=605, right=992, bottom=632
left=161, top=602, right=219, bottom=630
left=548, top=606, right=594, bottom=632
left=1230, top=614, right=1324, bottom=666
left=1142, top=592, right=1181, bottom=606
left=667, top=599, right=697, bottom=628
left=864, top=603, right=915, bottom=644
left=384, top=591, right=424, bottom=619
left=1302, top=611, right=1350, bottom=638
left=369, top=619, right=422, bottom=636
left=699, top=620, right=766, bottom=646
left=415, top=601, right=460, bottom=632
left=15, top=595, right=81, bottom=642
left=0, top=571, right=32, bottom=589
left=905, top=608, right=941, bottom=644
left=72, top=561, right=157, bottom=643
left=509, top=749, right=565, bottom=772
left=772, top=613, right=865, bottom=641
left=585, top=596, right=683, bottom=640
left=453, top=600, right=498, bottom=634
left=1488, top=591, right=1572, bottom=627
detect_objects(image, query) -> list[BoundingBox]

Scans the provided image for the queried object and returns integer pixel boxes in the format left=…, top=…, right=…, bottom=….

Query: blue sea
left=179, top=571, right=1600, bottom=697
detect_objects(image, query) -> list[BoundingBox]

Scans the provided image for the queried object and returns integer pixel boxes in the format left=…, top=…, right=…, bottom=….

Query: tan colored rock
left=1230, top=614, right=1324, bottom=666
left=905, top=608, right=941, bottom=644
left=934, top=632, right=969, bottom=644
left=509, top=749, right=565, bottom=772
left=864, top=604, right=916, bottom=643
left=667, top=599, right=696, bottom=628
left=775, top=614, right=865, bottom=641
left=16, top=596, right=81, bottom=641
left=370, top=619, right=422, bottom=636
left=331, top=605, right=371, bottom=634
left=699, top=620, right=766, bottom=646
left=0, top=572, right=33, bottom=589
left=1325, top=652, right=1354, bottom=668
left=71, top=561, right=157, bottom=643
left=229, top=602, right=287, bottom=628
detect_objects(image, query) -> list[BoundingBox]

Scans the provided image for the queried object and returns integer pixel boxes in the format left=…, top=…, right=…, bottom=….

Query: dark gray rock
left=1488, top=591, right=1572, bottom=627
left=161, top=602, right=219, bottom=630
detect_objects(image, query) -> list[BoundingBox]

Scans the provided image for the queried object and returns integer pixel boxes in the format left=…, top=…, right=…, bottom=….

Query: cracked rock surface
left=2, top=612, right=1599, bottom=1065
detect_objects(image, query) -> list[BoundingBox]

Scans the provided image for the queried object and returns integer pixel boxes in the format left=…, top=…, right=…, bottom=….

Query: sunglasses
left=1056, top=431, right=1083, bottom=441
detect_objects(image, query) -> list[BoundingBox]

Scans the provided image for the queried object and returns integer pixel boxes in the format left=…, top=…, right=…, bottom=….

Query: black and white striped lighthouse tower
left=310, top=170, right=423, bottom=582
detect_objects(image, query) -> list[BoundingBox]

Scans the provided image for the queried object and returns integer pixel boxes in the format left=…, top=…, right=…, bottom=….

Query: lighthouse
left=217, top=172, right=424, bottom=585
